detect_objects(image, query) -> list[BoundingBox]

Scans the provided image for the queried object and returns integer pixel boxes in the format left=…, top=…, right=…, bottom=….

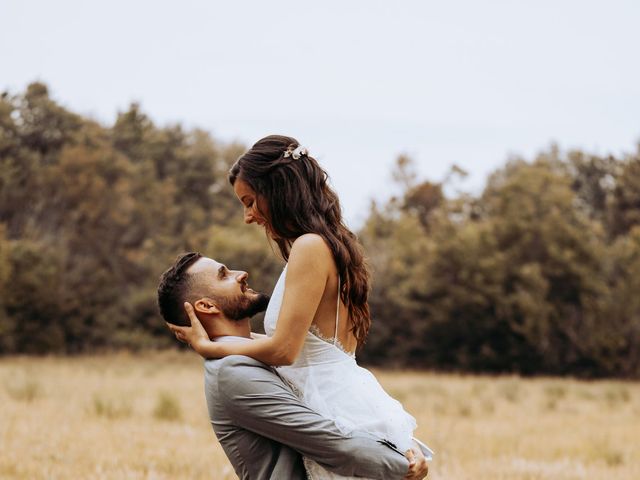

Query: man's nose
left=237, top=271, right=249, bottom=282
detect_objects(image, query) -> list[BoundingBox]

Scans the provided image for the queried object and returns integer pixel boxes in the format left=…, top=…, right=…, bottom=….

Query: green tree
left=482, top=156, right=607, bottom=374
left=611, top=147, right=640, bottom=236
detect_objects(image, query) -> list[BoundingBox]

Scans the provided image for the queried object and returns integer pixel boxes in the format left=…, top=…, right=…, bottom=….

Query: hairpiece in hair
left=283, top=145, right=308, bottom=160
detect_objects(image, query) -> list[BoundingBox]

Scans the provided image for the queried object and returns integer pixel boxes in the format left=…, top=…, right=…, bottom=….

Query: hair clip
left=284, top=145, right=308, bottom=160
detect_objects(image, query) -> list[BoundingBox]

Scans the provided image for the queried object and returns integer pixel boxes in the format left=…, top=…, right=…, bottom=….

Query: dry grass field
left=1, top=351, right=639, bottom=480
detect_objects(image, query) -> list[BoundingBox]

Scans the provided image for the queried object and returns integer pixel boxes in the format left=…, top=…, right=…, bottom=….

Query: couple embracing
left=157, top=135, right=434, bottom=479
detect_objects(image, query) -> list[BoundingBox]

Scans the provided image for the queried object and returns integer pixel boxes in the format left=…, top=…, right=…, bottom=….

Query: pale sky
left=3, top=0, right=639, bottom=226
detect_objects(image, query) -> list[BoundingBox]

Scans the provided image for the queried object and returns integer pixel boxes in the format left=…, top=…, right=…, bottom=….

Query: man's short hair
left=157, top=252, right=202, bottom=326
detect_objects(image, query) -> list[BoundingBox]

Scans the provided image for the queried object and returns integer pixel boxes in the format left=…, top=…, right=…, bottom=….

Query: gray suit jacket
left=204, top=354, right=413, bottom=480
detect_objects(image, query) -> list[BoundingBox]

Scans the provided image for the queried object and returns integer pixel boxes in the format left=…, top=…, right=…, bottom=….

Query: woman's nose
left=244, top=209, right=254, bottom=224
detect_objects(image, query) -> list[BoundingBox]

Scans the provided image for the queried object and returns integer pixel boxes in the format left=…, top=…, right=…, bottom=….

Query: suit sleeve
left=217, top=355, right=410, bottom=479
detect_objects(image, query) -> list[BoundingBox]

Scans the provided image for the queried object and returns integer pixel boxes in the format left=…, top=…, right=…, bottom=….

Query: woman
left=172, top=135, right=433, bottom=479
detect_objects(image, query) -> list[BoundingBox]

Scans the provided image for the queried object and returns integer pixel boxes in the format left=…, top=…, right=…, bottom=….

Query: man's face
left=187, top=257, right=269, bottom=320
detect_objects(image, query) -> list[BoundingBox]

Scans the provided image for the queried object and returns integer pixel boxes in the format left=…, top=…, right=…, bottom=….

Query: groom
left=157, top=252, right=430, bottom=479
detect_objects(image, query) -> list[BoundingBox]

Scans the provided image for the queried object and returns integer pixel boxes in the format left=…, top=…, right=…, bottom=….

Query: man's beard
left=217, top=291, right=270, bottom=321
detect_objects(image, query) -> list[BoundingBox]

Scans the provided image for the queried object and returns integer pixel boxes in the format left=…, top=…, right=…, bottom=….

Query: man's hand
left=404, top=442, right=429, bottom=479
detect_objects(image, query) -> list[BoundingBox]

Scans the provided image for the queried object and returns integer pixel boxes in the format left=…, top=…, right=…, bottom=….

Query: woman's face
left=233, top=178, right=272, bottom=233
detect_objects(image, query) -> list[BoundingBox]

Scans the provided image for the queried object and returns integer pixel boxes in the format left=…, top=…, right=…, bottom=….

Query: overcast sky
left=3, top=0, right=639, bottom=226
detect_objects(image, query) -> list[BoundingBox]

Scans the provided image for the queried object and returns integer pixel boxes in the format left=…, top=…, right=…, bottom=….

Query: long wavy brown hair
left=229, top=135, right=371, bottom=345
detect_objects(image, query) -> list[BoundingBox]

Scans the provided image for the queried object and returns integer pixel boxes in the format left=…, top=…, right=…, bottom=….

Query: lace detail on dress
left=309, top=325, right=356, bottom=359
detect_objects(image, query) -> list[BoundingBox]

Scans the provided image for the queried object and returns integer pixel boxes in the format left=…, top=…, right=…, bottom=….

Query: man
left=157, top=252, right=430, bottom=479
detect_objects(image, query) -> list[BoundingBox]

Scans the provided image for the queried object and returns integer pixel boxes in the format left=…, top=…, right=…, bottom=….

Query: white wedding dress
left=264, top=265, right=433, bottom=480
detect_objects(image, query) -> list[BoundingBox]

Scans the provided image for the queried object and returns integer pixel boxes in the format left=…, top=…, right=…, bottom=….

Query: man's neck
left=206, top=317, right=251, bottom=340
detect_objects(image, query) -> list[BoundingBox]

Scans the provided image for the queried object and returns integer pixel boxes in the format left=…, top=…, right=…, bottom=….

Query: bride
left=172, top=135, right=433, bottom=479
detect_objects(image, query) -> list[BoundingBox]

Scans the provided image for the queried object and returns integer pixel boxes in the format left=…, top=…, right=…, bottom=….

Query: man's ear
left=193, top=297, right=221, bottom=315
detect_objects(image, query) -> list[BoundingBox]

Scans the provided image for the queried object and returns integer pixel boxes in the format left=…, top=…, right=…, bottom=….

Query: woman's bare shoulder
left=289, top=234, right=334, bottom=270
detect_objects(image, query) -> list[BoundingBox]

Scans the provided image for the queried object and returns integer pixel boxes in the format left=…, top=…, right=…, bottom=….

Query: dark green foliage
left=359, top=151, right=640, bottom=377
left=0, top=84, right=280, bottom=355
left=1, top=83, right=639, bottom=377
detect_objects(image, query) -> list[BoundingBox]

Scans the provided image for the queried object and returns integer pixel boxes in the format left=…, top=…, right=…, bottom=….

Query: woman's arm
left=191, top=332, right=294, bottom=366
left=172, top=234, right=334, bottom=366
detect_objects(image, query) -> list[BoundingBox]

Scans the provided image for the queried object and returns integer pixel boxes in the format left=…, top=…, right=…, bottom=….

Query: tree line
left=1, top=83, right=639, bottom=377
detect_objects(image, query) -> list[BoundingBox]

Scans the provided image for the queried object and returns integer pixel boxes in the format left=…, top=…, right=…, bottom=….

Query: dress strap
left=334, top=275, right=340, bottom=346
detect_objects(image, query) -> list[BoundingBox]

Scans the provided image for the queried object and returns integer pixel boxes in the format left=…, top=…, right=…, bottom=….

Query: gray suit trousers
left=204, top=355, right=411, bottom=480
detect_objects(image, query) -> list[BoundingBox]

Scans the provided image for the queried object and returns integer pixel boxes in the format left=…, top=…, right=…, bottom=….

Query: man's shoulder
left=213, top=355, right=283, bottom=400
left=204, top=357, right=222, bottom=374
left=205, top=355, right=271, bottom=375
